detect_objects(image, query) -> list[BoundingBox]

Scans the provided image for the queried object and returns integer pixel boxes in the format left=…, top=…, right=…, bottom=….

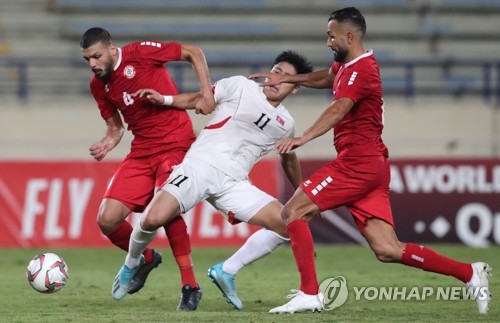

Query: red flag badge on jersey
left=276, top=115, right=285, bottom=126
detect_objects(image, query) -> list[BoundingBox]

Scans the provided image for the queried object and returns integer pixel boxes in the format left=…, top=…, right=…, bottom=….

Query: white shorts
left=161, top=157, right=276, bottom=223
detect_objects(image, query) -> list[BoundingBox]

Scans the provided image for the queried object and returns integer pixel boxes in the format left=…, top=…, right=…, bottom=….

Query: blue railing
left=1, top=58, right=499, bottom=103
left=1, top=58, right=28, bottom=101
left=375, top=59, right=500, bottom=102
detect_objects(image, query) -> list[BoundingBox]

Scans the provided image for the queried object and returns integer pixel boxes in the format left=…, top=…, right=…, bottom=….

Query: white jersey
left=186, top=75, right=296, bottom=180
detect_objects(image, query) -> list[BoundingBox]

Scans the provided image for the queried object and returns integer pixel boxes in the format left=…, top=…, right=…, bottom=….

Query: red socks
left=287, top=219, right=319, bottom=295
left=401, top=243, right=473, bottom=283
left=104, top=221, right=133, bottom=251
left=104, top=221, right=154, bottom=264
left=164, top=216, right=199, bottom=289
left=277, top=221, right=474, bottom=295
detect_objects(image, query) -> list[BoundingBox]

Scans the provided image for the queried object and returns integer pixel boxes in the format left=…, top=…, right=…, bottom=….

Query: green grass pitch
left=1, top=245, right=498, bottom=322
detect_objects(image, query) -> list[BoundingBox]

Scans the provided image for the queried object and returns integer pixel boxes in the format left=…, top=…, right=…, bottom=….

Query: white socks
left=125, top=224, right=157, bottom=269
left=222, top=229, right=289, bottom=275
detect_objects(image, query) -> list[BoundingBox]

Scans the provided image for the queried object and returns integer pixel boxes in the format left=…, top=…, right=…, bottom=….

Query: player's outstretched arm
left=180, top=43, right=216, bottom=115
left=280, top=152, right=302, bottom=189
left=275, top=97, right=354, bottom=154
left=249, top=68, right=333, bottom=89
left=132, top=88, right=201, bottom=109
left=89, top=111, right=124, bottom=161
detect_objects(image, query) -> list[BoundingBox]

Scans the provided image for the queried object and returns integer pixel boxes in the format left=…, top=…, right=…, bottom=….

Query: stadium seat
left=1, top=0, right=499, bottom=100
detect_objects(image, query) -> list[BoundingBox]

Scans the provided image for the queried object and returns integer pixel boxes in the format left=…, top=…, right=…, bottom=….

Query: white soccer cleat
left=466, top=262, right=492, bottom=314
left=269, top=289, right=323, bottom=314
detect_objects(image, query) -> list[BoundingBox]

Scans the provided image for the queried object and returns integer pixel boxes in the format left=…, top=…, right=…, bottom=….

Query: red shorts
left=301, top=155, right=393, bottom=232
left=104, top=149, right=187, bottom=212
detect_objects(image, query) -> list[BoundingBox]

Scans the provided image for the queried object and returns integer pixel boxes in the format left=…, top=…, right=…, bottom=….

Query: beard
left=93, top=62, right=113, bottom=79
left=334, top=48, right=348, bottom=63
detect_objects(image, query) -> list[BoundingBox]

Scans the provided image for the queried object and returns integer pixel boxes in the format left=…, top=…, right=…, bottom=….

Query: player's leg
left=100, top=158, right=162, bottom=295
left=97, top=198, right=133, bottom=248
left=352, top=153, right=492, bottom=314
left=163, top=215, right=201, bottom=311
left=225, top=200, right=289, bottom=274
left=270, top=157, right=381, bottom=314
left=99, top=198, right=159, bottom=268
left=102, top=203, right=162, bottom=295
left=155, top=158, right=212, bottom=310
left=361, top=218, right=491, bottom=313
left=153, top=151, right=201, bottom=310
left=269, top=188, right=324, bottom=314
left=129, top=189, right=182, bottom=262
left=362, top=217, right=476, bottom=274
left=138, top=189, right=202, bottom=311
left=113, top=189, right=181, bottom=300
left=208, top=199, right=288, bottom=310
left=206, top=181, right=285, bottom=309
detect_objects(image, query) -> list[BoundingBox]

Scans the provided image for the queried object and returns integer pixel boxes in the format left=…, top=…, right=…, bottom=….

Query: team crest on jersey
left=123, top=65, right=136, bottom=79
left=104, top=84, right=110, bottom=93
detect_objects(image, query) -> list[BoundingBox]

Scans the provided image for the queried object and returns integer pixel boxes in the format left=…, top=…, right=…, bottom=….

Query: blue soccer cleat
left=112, top=258, right=143, bottom=301
left=208, top=262, right=243, bottom=310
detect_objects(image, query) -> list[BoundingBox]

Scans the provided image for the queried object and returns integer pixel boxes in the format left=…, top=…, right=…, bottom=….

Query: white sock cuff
left=267, top=229, right=290, bottom=242
left=128, top=222, right=157, bottom=260
left=125, top=254, right=141, bottom=269
left=138, top=222, right=157, bottom=235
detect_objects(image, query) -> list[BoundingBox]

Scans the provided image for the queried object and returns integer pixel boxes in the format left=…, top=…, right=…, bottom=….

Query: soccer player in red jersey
left=250, top=7, right=491, bottom=314
left=80, top=27, right=215, bottom=310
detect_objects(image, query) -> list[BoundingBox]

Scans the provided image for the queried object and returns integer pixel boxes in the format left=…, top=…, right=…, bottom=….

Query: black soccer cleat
left=177, top=284, right=203, bottom=311
left=128, top=250, right=162, bottom=294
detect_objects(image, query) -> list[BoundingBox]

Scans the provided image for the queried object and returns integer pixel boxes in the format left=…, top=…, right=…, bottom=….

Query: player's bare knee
left=281, top=205, right=300, bottom=225
left=266, top=217, right=288, bottom=237
left=96, top=212, right=120, bottom=234
left=140, top=213, right=162, bottom=232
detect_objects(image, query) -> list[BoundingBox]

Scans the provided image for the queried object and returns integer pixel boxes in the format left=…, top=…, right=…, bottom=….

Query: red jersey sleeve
left=331, top=61, right=342, bottom=75
left=89, top=76, right=116, bottom=120
left=334, top=65, right=372, bottom=104
left=130, top=41, right=182, bottom=65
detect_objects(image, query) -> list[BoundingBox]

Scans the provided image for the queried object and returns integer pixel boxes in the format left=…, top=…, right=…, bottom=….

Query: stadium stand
left=1, top=0, right=499, bottom=158
left=0, top=0, right=499, bottom=101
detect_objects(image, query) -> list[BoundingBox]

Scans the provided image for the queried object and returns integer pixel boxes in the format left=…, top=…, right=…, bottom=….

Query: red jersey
left=89, top=41, right=196, bottom=158
left=331, top=50, right=388, bottom=158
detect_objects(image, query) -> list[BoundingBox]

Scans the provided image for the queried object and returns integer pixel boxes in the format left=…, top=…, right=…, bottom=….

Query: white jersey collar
left=114, top=48, right=122, bottom=71
left=344, top=49, right=373, bottom=68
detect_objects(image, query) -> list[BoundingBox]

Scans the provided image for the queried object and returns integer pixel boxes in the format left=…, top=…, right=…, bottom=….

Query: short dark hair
left=80, top=27, right=112, bottom=49
left=273, top=50, right=313, bottom=75
left=329, top=7, right=366, bottom=36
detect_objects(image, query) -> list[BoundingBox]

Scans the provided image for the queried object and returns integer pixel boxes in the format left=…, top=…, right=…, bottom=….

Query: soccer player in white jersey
left=111, top=51, right=313, bottom=309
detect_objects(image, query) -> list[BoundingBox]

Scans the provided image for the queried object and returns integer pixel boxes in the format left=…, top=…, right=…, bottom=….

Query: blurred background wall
left=1, top=0, right=499, bottom=159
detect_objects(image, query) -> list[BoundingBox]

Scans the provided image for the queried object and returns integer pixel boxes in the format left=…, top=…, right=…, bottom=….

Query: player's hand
left=89, top=142, right=109, bottom=161
left=195, top=93, right=216, bottom=115
left=275, top=137, right=307, bottom=154
left=132, top=89, right=164, bottom=105
left=248, top=72, right=287, bottom=87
